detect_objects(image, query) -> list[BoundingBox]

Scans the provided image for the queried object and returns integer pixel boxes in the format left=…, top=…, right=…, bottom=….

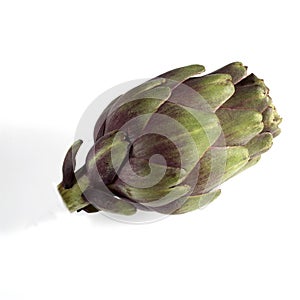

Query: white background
left=0, top=1, right=299, bottom=299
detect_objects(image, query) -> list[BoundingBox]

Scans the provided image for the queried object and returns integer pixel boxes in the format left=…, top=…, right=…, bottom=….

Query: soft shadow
left=81, top=211, right=126, bottom=227
left=0, top=125, right=71, bottom=233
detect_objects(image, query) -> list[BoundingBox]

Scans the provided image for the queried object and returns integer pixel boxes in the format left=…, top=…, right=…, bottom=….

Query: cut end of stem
left=57, top=175, right=90, bottom=212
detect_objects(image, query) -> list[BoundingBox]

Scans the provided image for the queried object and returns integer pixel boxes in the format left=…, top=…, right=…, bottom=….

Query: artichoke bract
left=58, top=62, right=281, bottom=216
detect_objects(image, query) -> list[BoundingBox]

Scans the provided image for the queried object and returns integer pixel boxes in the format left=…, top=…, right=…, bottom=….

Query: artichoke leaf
left=116, top=157, right=185, bottom=190
left=185, top=74, right=235, bottom=111
left=262, top=104, right=282, bottom=137
left=86, top=130, right=130, bottom=185
left=210, top=62, right=247, bottom=84
left=244, top=132, right=273, bottom=158
left=222, top=83, right=270, bottom=112
left=172, top=189, right=221, bottom=214
left=104, top=96, right=170, bottom=138
left=82, top=188, right=136, bottom=216
left=236, top=155, right=261, bottom=174
left=110, top=179, right=190, bottom=204
left=215, top=108, right=264, bottom=146
left=94, top=95, right=121, bottom=141
left=158, top=64, right=205, bottom=88
left=145, top=102, right=222, bottom=158
left=62, top=139, right=83, bottom=189
left=122, top=78, right=166, bottom=100
left=187, top=146, right=249, bottom=194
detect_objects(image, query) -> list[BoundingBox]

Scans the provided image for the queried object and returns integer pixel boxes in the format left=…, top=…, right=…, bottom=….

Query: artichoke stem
left=57, top=174, right=90, bottom=212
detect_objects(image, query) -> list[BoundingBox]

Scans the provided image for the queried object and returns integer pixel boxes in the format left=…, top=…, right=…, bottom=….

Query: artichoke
left=58, top=62, right=281, bottom=216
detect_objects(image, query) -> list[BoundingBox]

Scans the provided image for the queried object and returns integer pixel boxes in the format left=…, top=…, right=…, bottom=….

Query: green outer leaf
left=104, top=78, right=167, bottom=125
left=116, top=157, right=185, bottom=190
left=121, top=78, right=166, bottom=101
left=153, top=102, right=222, bottom=158
left=237, top=155, right=261, bottom=174
left=158, top=64, right=205, bottom=81
left=185, top=74, right=235, bottom=111
left=134, top=86, right=171, bottom=100
left=131, top=134, right=182, bottom=169
left=215, top=108, right=264, bottom=146
left=220, top=147, right=249, bottom=181
left=86, top=130, right=130, bottom=185
left=244, top=133, right=273, bottom=158
left=158, top=64, right=205, bottom=88
left=210, top=62, right=247, bottom=84
left=186, top=146, right=249, bottom=195
left=221, top=84, right=270, bottom=112
left=172, top=189, right=221, bottom=214
left=167, top=81, right=213, bottom=112
left=104, top=94, right=171, bottom=137
left=104, top=99, right=162, bottom=138
left=110, top=179, right=190, bottom=204
left=262, top=104, right=282, bottom=137
left=146, top=188, right=221, bottom=215
left=99, top=79, right=168, bottom=141
left=236, top=73, right=269, bottom=90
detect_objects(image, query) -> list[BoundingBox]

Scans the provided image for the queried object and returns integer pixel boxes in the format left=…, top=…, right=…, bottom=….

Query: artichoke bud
left=58, top=62, right=282, bottom=217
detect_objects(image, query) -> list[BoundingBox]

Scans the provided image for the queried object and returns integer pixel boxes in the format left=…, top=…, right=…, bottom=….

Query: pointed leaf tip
left=158, top=64, right=205, bottom=87
left=185, top=74, right=235, bottom=111
left=62, top=140, right=83, bottom=189
left=211, top=62, right=247, bottom=84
